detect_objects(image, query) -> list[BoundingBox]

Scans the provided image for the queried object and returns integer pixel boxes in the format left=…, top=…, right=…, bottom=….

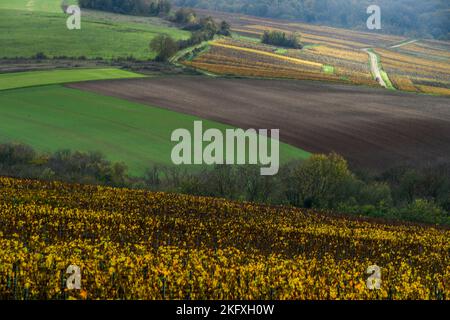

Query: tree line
left=151, top=8, right=231, bottom=61
left=1, top=143, right=448, bottom=225
left=78, top=2, right=232, bottom=61
left=173, top=0, right=450, bottom=40
left=78, top=0, right=172, bottom=16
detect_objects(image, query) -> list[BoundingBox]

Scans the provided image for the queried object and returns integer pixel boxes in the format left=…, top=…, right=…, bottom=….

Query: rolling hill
left=0, top=176, right=448, bottom=299
left=0, top=0, right=190, bottom=60
left=176, top=9, right=450, bottom=95
left=0, top=83, right=309, bottom=175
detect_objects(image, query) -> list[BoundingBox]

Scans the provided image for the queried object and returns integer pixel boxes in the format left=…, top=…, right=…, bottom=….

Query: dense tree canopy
left=150, top=34, right=179, bottom=61
left=78, top=0, right=172, bottom=16
left=173, top=0, right=450, bottom=39
left=172, top=9, right=232, bottom=49
left=262, top=30, right=302, bottom=48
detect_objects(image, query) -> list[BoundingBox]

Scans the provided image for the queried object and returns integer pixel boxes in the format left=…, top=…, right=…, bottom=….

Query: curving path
left=363, top=48, right=387, bottom=88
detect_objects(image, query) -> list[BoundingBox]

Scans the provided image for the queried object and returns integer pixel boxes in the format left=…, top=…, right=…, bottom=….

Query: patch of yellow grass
left=390, top=76, right=418, bottom=92
left=310, top=45, right=368, bottom=63
left=376, top=48, right=450, bottom=73
left=416, top=85, right=450, bottom=96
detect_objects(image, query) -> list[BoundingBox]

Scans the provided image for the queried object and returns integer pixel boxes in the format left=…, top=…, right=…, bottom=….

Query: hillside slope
left=0, top=84, right=309, bottom=175
left=174, top=0, right=449, bottom=39
left=0, top=177, right=448, bottom=299
left=69, top=76, right=450, bottom=171
left=181, top=9, right=450, bottom=95
left=0, top=2, right=190, bottom=60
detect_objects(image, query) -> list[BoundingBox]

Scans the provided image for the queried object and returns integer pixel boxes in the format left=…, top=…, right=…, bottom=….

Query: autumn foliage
left=0, top=177, right=448, bottom=300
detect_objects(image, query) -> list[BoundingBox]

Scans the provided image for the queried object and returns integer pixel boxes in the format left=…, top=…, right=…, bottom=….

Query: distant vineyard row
left=182, top=25, right=449, bottom=95
left=183, top=38, right=378, bottom=87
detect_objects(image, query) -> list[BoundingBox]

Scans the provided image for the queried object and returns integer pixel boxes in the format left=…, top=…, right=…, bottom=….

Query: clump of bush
left=172, top=8, right=231, bottom=47
left=150, top=34, right=179, bottom=61
left=261, top=30, right=302, bottom=49
left=398, top=199, right=448, bottom=225
left=33, top=52, right=48, bottom=60
left=0, top=143, right=128, bottom=187
left=149, top=8, right=231, bottom=61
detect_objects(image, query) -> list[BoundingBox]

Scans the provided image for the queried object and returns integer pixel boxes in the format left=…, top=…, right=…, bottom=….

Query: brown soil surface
left=68, top=76, right=450, bottom=171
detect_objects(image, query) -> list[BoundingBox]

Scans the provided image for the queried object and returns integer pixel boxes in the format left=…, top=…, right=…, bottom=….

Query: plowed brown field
left=68, top=76, right=450, bottom=171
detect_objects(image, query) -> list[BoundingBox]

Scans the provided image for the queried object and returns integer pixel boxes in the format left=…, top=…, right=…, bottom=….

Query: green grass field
left=0, top=0, right=77, bottom=13
left=0, top=85, right=310, bottom=175
left=0, top=69, right=146, bottom=91
left=0, top=2, right=190, bottom=60
left=231, top=33, right=261, bottom=42
left=275, top=48, right=288, bottom=55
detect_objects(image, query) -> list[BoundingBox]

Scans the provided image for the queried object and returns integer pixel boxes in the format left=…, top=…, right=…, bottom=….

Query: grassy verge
left=380, top=70, right=395, bottom=90
left=231, top=33, right=261, bottom=42
left=275, top=48, right=288, bottom=55
left=368, top=49, right=396, bottom=90
left=322, top=65, right=335, bottom=74
left=171, top=41, right=219, bottom=77
left=170, top=41, right=211, bottom=64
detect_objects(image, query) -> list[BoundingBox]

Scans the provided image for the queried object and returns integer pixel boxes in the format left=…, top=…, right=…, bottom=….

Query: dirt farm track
left=68, top=76, right=450, bottom=171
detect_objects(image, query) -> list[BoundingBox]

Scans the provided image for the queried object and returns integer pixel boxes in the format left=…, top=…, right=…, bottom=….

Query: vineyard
left=193, top=9, right=405, bottom=48
left=374, top=46, right=450, bottom=95
left=291, top=44, right=376, bottom=86
left=181, top=9, right=450, bottom=95
left=0, top=177, right=448, bottom=300
left=395, top=42, right=450, bottom=60
left=183, top=39, right=348, bottom=81
left=183, top=38, right=378, bottom=86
